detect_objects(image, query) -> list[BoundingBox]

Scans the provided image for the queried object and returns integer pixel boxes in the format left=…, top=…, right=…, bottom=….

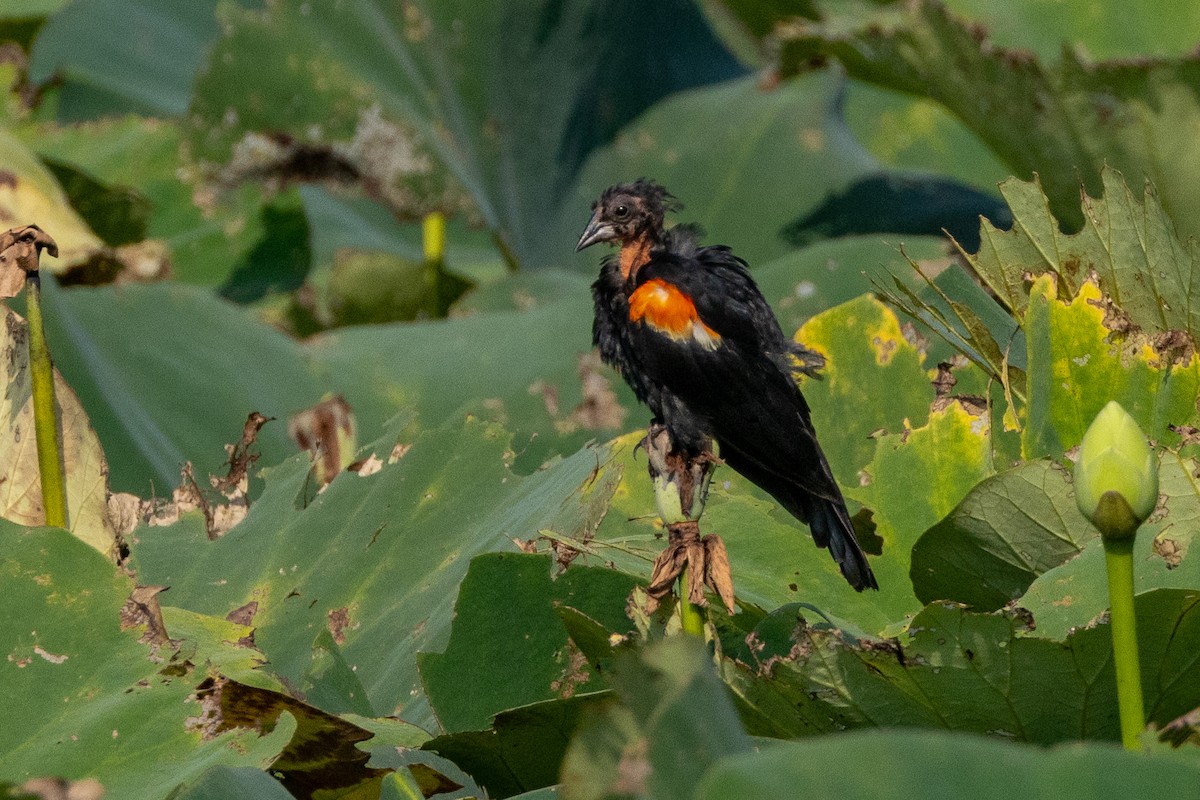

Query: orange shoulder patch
left=628, top=279, right=721, bottom=349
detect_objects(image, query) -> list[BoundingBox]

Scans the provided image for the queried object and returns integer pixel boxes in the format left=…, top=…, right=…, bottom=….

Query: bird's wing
left=629, top=249, right=841, bottom=502
left=630, top=247, right=877, bottom=590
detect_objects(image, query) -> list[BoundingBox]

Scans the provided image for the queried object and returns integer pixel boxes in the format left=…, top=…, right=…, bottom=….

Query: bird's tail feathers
left=805, top=495, right=879, bottom=592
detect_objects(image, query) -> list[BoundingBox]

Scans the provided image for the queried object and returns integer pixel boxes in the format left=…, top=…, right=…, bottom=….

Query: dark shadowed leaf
left=781, top=172, right=1010, bottom=252
left=911, top=460, right=1092, bottom=609
left=419, top=553, right=637, bottom=734
left=720, top=590, right=1200, bottom=745
left=424, top=693, right=610, bottom=799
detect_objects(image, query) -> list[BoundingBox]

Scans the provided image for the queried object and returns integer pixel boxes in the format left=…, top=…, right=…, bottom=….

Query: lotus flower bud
left=1074, top=401, right=1158, bottom=539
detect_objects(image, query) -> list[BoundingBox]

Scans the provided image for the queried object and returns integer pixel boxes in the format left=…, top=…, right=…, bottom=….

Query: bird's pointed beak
left=575, top=209, right=616, bottom=252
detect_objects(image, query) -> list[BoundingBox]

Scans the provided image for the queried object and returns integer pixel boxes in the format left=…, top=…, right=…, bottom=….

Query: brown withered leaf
left=0, top=306, right=118, bottom=558
left=0, top=224, right=57, bottom=297
left=289, top=395, right=356, bottom=485
left=120, top=585, right=170, bottom=647
left=189, top=677, right=385, bottom=798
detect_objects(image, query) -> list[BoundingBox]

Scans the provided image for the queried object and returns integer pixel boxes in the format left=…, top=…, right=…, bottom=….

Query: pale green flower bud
left=1074, top=401, right=1159, bottom=539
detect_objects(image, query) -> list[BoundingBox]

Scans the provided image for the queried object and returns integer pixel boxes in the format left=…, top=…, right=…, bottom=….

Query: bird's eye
left=612, top=204, right=629, bottom=219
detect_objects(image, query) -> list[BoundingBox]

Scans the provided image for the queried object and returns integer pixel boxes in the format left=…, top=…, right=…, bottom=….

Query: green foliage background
left=2, top=1, right=1200, bottom=798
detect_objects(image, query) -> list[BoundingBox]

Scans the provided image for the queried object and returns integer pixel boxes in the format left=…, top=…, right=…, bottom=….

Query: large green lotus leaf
left=0, top=526, right=294, bottom=798
left=128, top=417, right=623, bottom=729
left=38, top=279, right=324, bottom=493
left=308, top=289, right=622, bottom=473
left=1017, top=451, right=1200, bottom=640
left=0, top=128, right=103, bottom=270
left=910, top=460, right=1092, bottom=610
left=419, top=553, right=637, bottom=734
left=0, top=306, right=116, bottom=557
left=838, top=0, right=1200, bottom=201
left=794, top=294, right=933, bottom=487
left=777, top=1, right=1200, bottom=244
left=188, top=0, right=743, bottom=270
left=560, top=637, right=753, bottom=800
left=694, top=727, right=1200, bottom=800
left=35, top=271, right=621, bottom=493
left=19, top=115, right=282, bottom=287
left=27, top=0, right=221, bottom=120
left=722, top=590, right=1200, bottom=744
left=1022, top=274, right=1200, bottom=460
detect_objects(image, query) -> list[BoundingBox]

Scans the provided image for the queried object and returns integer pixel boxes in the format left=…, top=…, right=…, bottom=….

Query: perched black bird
left=576, top=180, right=878, bottom=591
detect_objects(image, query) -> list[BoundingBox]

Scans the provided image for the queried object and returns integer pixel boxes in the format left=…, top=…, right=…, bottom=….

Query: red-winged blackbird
left=577, top=180, right=878, bottom=591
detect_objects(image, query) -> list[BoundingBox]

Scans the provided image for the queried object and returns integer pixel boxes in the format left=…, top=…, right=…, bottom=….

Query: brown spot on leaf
left=219, top=412, right=273, bottom=493
left=1152, top=329, right=1196, bottom=366
left=349, top=453, right=382, bottom=476
left=931, top=394, right=988, bottom=416
left=1086, top=294, right=1136, bottom=335
left=872, top=334, right=898, bottom=364
left=932, top=361, right=957, bottom=397
left=550, top=644, right=591, bottom=700
left=1171, top=423, right=1200, bottom=448
left=33, top=645, right=68, bottom=665
left=226, top=601, right=259, bottom=627
left=529, top=379, right=561, bottom=417
left=327, top=607, right=351, bottom=645
left=1153, top=536, right=1184, bottom=569
left=167, top=413, right=273, bottom=539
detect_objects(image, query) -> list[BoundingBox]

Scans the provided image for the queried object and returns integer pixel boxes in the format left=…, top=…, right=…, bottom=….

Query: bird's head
left=575, top=179, right=679, bottom=252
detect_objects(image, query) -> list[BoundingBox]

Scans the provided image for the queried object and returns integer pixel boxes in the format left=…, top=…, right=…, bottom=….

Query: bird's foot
left=635, top=422, right=669, bottom=456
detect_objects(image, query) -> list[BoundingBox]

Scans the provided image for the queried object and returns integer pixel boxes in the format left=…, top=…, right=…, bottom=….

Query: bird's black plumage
left=577, top=180, right=878, bottom=591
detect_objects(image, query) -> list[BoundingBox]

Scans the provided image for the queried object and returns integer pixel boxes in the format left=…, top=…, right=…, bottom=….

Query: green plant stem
left=678, top=565, right=705, bottom=638
left=1103, top=536, right=1144, bottom=750
left=423, top=211, right=445, bottom=269
left=26, top=273, right=66, bottom=528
